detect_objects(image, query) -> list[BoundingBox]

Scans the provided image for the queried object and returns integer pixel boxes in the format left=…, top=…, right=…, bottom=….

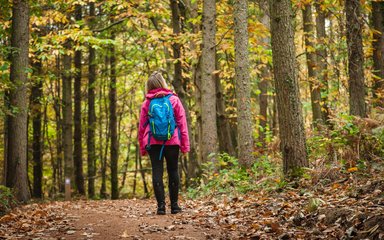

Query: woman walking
left=138, top=71, right=190, bottom=215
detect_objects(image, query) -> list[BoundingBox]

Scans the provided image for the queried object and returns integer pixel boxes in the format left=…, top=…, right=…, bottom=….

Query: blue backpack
left=145, top=94, right=176, bottom=160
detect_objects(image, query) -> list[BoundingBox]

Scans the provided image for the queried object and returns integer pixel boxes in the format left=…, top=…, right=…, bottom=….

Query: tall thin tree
left=234, top=0, right=254, bottom=166
left=74, top=4, right=85, bottom=195
left=109, top=33, right=119, bottom=200
left=269, top=0, right=308, bottom=176
left=257, top=0, right=270, bottom=148
left=169, top=0, right=199, bottom=182
left=87, top=2, right=97, bottom=198
left=302, top=2, right=323, bottom=126
left=6, top=0, right=31, bottom=202
left=315, top=0, right=330, bottom=122
left=62, top=39, right=74, bottom=199
left=31, top=59, right=43, bottom=198
left=372, top=1, right=384, bottom=107
left=345, top=0, right=366, bottom=117
left=201, top=0, right=218, bottom=163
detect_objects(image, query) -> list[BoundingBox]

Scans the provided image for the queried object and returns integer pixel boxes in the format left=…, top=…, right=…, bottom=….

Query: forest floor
left=1, top=175, right=384, bottom=239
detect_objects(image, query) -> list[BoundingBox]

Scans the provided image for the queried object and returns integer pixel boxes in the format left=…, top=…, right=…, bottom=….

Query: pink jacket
left=138, top=88, right=190, bottom=156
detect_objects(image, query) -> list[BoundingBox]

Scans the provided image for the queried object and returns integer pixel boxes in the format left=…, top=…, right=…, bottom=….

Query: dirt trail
left=1, top=199, right=221, bottom=240
left=62, top=199, right=216, bottom=240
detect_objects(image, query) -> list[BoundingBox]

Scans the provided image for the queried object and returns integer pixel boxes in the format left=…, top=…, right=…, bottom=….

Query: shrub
left=0, top=185, right=17, bottom=216
left=187, top=153, right=282, bottom=198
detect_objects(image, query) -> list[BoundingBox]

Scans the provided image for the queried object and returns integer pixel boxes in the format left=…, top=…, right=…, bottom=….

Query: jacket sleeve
left=138, top=100, right=149, bottom=156
left=173, top=96, right=190, bottom=153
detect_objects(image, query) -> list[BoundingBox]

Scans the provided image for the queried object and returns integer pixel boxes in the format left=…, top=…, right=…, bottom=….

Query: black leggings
left=148, top=145, right=180, bottom=192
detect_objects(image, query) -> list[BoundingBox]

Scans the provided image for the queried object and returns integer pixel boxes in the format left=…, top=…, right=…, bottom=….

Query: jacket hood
left=146, top=88, right=176, bottom=99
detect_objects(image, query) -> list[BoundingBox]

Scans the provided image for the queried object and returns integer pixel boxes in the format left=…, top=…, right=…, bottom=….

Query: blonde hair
left=146, top=71, right=168, bottom=92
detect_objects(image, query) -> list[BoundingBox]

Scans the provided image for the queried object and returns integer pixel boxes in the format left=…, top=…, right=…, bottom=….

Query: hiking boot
left=171, top=202, right=182, bottom=214
left=154, top=182, right=166, bottom=215
left=157, top=202, right=166, bottom=215
left=169, top=182, right=181, bottom=214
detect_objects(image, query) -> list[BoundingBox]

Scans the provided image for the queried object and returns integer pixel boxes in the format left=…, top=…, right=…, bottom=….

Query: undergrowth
left=0, top=185, right=17, bottom=216
left=187, top=153, right=285, bottom=198
left=187, top=114, right=384, bottom=199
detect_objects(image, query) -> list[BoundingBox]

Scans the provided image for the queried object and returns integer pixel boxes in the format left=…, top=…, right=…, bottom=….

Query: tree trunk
left=169, top=0, right=200, bottom=181
left=258, top=70, right=269, bottom=148
left=258, top=3, right=270, bottom=148
left=109, top=33, right=119, bottom=200
left=345, top=0, right=366, bottom=117
left=62, top=40, right=74, bottom=199
left=133, top=143, right=139, bottom=196
left=31, top=59, right=43, bottom=198
left=372, top=1, right=384, bottom=107
left=216, top=56, right=236, bottom=156
left=3, top=110, right=8, bottom=186
left=6, top=0, right=31, bottom=202
left=138, top=150, right=148, bottom=197
left=73, top=5, right=85, bottom=195
left=120, top=123, right=133, bottom=191
left=54, top=55, right=63, bottom=193
left=234, top=0, right=254, bottom=166
left=87, top=2, right=96, bottom=198
left=302, top=3, right=323, bottom=126
left=269, top=0, right=308, bottom=176
left=184, top=0, right=201, bottom=178
left=315, top=0, right=330, bottom=122
left=201, top=0, right=218, bottom=163
left=99, top=56, right=109, bottom=199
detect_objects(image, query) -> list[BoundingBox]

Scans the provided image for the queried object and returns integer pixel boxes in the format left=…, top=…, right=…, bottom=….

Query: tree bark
left=62, top=40, right=74, bottom=199
left=201, top=0, right=218, bottom=163
left=109, top=33, right=119, bottom=200
left=234, top=0, right=254, bottom=166
left=315, top=0, right=330, bottom=122
left=302, top=3, right=323, bottom=126
left=6, top=0, right=31, bottom=202
left=87, top=2, right=96, bottom=198
left=372, top=1, right=384, bottom=107
left=345, top=0, right=366, bottom=117
left=269, top=0, right=308, bottom=176
left=73, top=4, right=85, bottom=195
left=31, top=59, right=43, bottom=198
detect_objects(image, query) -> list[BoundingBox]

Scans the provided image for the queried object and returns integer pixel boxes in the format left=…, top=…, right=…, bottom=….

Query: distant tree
left=302, top=2, right=322, bottom=126
left=6, top=0, right=31, bottom=202
left=315, top=0, right=330, bottom=122
left=234, top=0, right=254, bottom=166
left=216, top=69, right=236, bottom=156
left=201, top=0, right=218, bottom=163
left=257, top=1, right=270, bottom=148
left=345, top=0, right=366, bottom=117
left=372, top=1, right=384, bottom=107
left=269, top=0, right=308, bottom=176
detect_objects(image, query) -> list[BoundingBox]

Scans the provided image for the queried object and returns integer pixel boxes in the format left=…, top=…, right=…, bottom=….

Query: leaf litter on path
left=1, top=177, right=383, bottom=239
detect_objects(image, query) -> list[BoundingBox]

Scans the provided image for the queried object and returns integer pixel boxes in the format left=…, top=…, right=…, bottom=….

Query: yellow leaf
left=347, top=167, right=358, bottom=173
